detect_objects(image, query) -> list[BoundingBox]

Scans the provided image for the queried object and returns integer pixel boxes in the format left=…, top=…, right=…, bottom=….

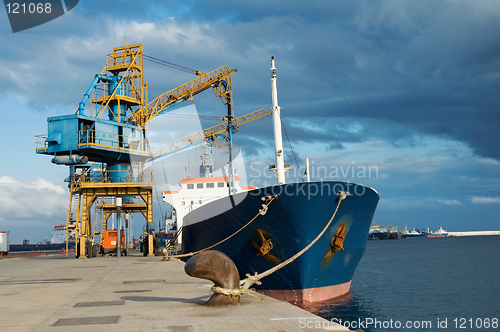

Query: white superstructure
left=433, top=226, right=448, bottom=236
left=163, top=175, right=256, bottom=235
left=50, top=225, right=76, bottom=244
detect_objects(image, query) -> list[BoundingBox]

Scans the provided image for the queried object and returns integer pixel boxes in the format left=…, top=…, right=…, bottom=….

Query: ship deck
left=0, top=251, right=350, bottom=331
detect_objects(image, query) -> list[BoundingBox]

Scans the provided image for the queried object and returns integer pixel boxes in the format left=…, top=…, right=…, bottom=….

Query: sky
left=0, top=0, right=499, bottom=243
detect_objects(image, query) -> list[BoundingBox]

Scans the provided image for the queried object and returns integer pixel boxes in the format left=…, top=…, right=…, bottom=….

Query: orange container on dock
left=103, top=230, right=125, bottom=254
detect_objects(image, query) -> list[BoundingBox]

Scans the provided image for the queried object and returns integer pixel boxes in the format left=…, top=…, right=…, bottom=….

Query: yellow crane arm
left=150, top=108, right=271, bottom=161
left=131, top=65, right=237, bottom=127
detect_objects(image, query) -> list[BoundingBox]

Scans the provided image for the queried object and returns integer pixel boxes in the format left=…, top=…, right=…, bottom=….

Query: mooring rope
left=211, top=191, right=347, bottom=297
left=167, top=195, right=278, bottom=259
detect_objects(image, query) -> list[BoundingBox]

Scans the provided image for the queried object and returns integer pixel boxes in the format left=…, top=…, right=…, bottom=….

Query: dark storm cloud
left=250, top=1, right=500, bottom=160
left=1, top=0, right=499, bottom=160
left=189, top=1, right=500, bottom=162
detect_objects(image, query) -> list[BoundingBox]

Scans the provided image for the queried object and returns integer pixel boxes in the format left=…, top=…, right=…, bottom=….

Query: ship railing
left=77, top=129, right=155, bottom=155
left=35, top=134, right=48, bottom=153
left=90, top=81, right=143, bottom=121
left=96, top=195, right=146, bottom=206
left=93, top=81, right=139, bottom=101
left=77, top=169, right=153, bottom=185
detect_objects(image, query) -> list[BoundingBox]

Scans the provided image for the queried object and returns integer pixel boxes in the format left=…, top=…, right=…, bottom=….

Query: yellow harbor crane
left=37, top=44, right=270, bottom=258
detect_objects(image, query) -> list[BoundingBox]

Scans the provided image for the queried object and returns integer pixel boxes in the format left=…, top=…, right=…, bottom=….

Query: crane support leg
left=69, top=167, right=153, bottom=258
left=78, top=192, right=89, bottom=259
left=140, top=191, right=154, bottom=257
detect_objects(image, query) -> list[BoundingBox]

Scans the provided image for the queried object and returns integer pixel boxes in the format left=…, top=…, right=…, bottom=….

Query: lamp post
left=116, top=197, right=122, bottom=257
left=124, top=212, right=129, bottom=255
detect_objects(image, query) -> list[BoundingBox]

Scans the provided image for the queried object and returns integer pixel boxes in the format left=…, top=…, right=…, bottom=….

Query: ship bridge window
left=217, top=182, right=224, bottom=188
left=187, top=184, right=194, bottom=189
left=206, top=183, right=214, bottom=188
left=197, top=183, right=203, bottom=189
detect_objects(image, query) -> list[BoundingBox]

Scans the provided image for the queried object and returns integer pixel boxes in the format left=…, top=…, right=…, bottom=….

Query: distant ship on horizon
left=8, top=224, right=75, bottom=252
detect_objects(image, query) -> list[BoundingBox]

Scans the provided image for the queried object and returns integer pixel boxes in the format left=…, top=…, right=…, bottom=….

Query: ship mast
left=202, top=142, right=211, bottom=177
left=271, top=56, right=286, bottom=185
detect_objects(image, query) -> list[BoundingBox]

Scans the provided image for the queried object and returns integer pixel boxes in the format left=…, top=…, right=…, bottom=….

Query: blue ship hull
left=368, top=231, right=390, bottom=240
left=9, top=242, right=75, bottom=252
left=181, top=181, right=379, bottom=304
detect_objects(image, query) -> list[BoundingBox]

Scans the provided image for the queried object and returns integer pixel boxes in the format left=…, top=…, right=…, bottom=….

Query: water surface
left=304, top=236, right=500, bottom=331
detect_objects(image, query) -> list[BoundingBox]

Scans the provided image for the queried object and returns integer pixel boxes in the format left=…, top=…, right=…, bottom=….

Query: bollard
left=156, top=247, right=170, bottom=261
left=184, top=250, right=240, bottom=306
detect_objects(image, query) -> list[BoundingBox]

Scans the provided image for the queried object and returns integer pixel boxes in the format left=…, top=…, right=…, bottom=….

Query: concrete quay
left=0, top=252, right=351, bottom=332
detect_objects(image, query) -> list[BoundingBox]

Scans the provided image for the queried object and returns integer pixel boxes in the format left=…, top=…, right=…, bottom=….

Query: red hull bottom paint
left=260, top=280, right=352, bottom=305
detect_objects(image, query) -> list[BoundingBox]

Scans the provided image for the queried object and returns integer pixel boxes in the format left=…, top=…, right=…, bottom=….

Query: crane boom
left=149, top=108, right=271, bottom=162
left=130, top=65, right=237, bottom=128
left=84, top=45, right=237, bottom=131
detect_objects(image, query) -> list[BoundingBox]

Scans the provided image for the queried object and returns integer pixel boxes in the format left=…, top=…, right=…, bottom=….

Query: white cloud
left=437, top=199, right=461, bottom=206
left=470, top=196, right=500, bottom=204
left=0, top=18, right=227, bottom=105
left=0, top=176, right=67, bottom=225
left=0, top=176, right=18, bottom=184
left=478, top=157, right=500, bottom=166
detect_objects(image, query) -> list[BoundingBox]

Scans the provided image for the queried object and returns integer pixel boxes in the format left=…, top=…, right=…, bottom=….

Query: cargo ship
left=388, top=225, right=400, bottom=239
left=164, top=58, right=379, bottom=305
left=427, top=227, right=448, bottom=238
left=405, top=228, right=426, bottom=238
left=8, top=225, right=75, bottom=252
left=368, top=222, right=389, bottom=240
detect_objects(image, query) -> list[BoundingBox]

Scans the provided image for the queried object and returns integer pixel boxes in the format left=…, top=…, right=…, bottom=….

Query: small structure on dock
left=447, top=231, right=500, bottom=237
left=0, top=231, right=9, bottom=257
